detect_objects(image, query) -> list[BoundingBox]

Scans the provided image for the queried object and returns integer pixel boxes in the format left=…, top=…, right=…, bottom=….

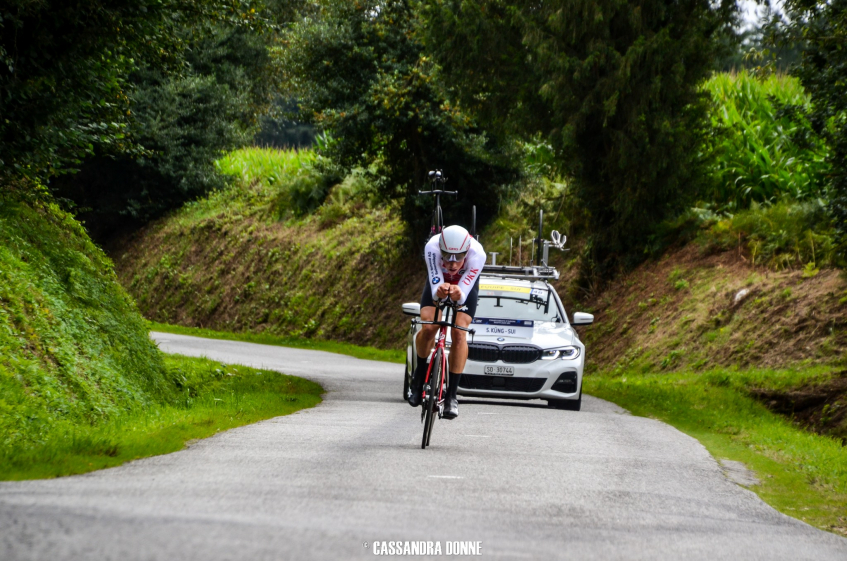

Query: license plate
left=484, top=366, right=514, bottom=376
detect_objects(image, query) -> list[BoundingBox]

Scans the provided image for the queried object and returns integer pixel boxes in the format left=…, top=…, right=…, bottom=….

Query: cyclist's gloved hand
left=435, top=282, right=451, bottom=300
left=448, top=285, right=462, bottom=302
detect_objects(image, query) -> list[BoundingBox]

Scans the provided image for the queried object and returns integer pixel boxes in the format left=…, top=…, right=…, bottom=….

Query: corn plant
left=705, top=71, right=830, bottom=210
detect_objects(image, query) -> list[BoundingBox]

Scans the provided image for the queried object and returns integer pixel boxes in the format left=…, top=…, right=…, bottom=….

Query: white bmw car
left=403, top=265, right=594, bottom=411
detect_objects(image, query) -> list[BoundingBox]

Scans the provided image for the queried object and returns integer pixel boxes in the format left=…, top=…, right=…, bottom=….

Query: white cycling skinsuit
left=423, top=234, right=485, bottom=306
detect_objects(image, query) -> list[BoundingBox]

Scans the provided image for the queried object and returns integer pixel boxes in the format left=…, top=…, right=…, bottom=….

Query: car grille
left=467, top=342, right=500, bottom=362
left=467, top=343, right=543, bottom=364
left=459, top=374, right=545, bottom=393
left=501, top=345, right=541, bottom=364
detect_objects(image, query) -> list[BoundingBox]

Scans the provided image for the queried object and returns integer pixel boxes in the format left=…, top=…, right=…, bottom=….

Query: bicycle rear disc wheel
left=422, top=350, right=442, bottom=449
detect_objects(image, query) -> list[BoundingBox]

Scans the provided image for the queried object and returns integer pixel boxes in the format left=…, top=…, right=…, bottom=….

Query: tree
left=776, top=0, right=847, bottom=252
left=280, top=0, right=519, bottom=236
left=421, top=0, right=737, bottom=278
left=0, top=0, right=264, bottom=189
left=51, top=22, right=277, bottom=240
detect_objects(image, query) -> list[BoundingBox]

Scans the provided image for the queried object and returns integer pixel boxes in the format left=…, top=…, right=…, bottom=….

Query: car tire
left=548, top=390, right=581, bottom=411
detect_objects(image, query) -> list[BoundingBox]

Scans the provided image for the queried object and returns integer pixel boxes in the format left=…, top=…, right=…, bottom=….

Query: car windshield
left=476, top=282, right=563, bottom=323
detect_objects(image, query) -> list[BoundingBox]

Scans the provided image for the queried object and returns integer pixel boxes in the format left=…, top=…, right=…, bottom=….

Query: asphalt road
left=1, top=332, right=846, bottom=560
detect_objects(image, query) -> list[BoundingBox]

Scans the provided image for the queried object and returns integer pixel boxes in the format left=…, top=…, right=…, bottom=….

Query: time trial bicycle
left=413, top=299, right=475, bottom=449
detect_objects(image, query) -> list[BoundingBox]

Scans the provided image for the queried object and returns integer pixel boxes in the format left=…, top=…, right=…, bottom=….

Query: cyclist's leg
left=410, top=283, right=439, bottom=407
left=444, top=280, right=479, bottom=419
left=415, top=306, right=439, bottom=360
left=448, top=276, right=479, bottom=375
left=447, top=311, right=473, bottom=374
left=415, top=279, right=440, bottom=359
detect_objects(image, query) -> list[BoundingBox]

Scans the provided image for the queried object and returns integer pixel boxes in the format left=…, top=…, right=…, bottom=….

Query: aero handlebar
left=413, top=300, right=476, bottom=337
left=418, top=189, right=457, bottom=196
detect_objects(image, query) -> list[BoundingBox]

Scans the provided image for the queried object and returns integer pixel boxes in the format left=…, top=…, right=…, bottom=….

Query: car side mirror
left=402, top=302, right=421, bottom=317
left=572, top=312, right=594, bottom=326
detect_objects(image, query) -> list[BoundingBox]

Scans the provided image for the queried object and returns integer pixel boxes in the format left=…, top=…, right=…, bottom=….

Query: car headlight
left=541, top=346, right=581, bottom=360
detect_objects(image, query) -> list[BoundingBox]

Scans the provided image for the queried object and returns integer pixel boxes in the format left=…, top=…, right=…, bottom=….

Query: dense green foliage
left=778, top=0, right=847, bottom=252
left=705, top=71, right=829, bottom=209
left=640, top=72, right=839, bottom=271
left=1, top=0, right=159, bottom=183
left=1, top=354, right=322, bottom=480
left=50, top=17, right=279, bottom=240
left=280, top=0, right=519, bottom=237
left=0, top=194, right=168, bottom=449
left=420, top=0, right=737, bottom=277
left=0, top=0, right=263, bottom=187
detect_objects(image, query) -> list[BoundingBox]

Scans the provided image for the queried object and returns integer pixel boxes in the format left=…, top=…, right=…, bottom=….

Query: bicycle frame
left=415, top=301, right=475, bottom=420
left=422, top=307, right=451, bottom=414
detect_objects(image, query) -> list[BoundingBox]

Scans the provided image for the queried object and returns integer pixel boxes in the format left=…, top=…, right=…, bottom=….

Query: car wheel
left=548, top=390, right=581, bottom=411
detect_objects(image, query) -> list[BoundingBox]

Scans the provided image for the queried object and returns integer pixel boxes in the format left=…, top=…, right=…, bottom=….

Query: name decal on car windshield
left=472, top=318, right=534, bottom=327
left=472, top=317, right=534, bottom=337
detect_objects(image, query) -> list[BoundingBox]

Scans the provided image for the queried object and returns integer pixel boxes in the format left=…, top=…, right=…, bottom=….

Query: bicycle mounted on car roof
left=418, top=169, right=477, bottom=240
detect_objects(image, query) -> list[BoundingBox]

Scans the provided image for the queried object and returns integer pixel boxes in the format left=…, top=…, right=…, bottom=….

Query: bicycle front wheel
left=422, top=349, right=443, bottom=449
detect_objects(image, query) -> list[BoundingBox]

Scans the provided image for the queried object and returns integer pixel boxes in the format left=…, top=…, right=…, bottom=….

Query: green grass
left=705, top=200, right=840, bottom=270
left=215, top=146, right=316, bottom=188
left=215, top=146, right=345, bottom=218
left=150, top=322, right=405, bottom=364
left=0, top=354, right=323, bottom=480
left=0, top=195, right=170, bottom=451
left=585, top=366, right=847, bottom=535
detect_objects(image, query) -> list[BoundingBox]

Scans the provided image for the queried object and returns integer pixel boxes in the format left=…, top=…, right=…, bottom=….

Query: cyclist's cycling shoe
left=442, top=372, right=462, bottom=420
left=443, top=396, right=459, bottom=419
left=408, top=359, right=428, bottom=407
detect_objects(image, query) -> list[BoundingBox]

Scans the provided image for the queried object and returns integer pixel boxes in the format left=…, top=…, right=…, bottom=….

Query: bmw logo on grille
left=497, top=337, right=505, bottom=342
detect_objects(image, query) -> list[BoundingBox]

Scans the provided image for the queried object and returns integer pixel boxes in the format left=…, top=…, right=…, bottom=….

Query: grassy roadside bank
left=151, top=322, right=405, bottom=363
left=114, top=147, right=421, bottom=351
left=0, top=354, right=322, bottom=481
left=584, top=367, right=847, bottom=536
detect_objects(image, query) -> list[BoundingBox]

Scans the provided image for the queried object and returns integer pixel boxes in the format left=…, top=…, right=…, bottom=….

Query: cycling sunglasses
left=441, top=250, right=468, bottom=262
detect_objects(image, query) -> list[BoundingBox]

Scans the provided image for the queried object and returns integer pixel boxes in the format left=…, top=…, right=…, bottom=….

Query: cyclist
left=408, top=225, right=485, bottom=419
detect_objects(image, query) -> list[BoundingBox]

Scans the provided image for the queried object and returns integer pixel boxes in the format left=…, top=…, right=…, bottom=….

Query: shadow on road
left=457, top=398, right=550, bottom=410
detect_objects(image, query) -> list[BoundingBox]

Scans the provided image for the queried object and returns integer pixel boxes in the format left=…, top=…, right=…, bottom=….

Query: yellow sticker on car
left=480, top=283, right=531, bottom=294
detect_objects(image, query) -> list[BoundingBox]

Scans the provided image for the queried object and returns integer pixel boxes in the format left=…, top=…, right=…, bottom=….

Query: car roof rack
left=481, top=264, right=560, bottom=281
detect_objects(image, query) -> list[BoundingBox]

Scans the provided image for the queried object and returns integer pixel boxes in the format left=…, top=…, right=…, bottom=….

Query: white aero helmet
left=439, top=225, right=471, bottom=262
